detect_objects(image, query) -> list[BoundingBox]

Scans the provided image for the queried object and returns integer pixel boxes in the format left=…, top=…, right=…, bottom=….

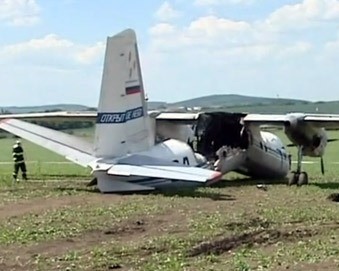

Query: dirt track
left=0, top=181, right=338, bottom=271
left=0, top=191, right=191, bottom=270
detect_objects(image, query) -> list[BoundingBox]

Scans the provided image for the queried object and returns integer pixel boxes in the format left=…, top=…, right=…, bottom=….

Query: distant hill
left=221, top=100, right=339, bottom=114
left=168, top=94, right=308, bottom=108
left=0, top=104, right=95, bottom=114
left=148, top=101, right=167, bottom=110
left=1, top=94, right=339, bottom=114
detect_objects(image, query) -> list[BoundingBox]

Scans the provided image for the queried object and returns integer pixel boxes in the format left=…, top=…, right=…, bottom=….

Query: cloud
left=0, top=34, right=105, bottom=68
left=142, top=0, right=339, bottom=102
left=75, top=42, right=105, bottom=64
left=265, top=0, right=339, bottom=31
left=149, top=16, right=283, bottom=60
left=0, top=34, right=105, bottom=106
left=0, top=0, right=41, bottom=26
left=149, top=0, right=339, bottom=59
left=154, top=1, right=181, bottom=22
left=194, top=0, right=253, bottom=6
left=150, top=16, right=253, bottom=49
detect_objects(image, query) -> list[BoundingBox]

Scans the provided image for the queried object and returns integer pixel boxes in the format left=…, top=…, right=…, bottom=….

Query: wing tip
left=206, top=171, right=223, bottom=186
left=0, top=118, right=9, bottom=123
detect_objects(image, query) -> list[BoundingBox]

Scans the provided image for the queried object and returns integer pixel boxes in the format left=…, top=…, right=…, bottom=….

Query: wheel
left=287, top=171, right=298, bottom=186
left=297, top=172, right=308, bottom=186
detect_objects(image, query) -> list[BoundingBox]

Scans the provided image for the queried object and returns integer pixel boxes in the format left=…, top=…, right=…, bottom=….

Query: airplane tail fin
left=93, top=29, right=154, bottom=158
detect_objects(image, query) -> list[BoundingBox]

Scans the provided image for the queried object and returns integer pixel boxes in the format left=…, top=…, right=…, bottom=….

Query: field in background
left=0, top=129, right=339, bottom=270
left=2, top=128, right=339, bottom=180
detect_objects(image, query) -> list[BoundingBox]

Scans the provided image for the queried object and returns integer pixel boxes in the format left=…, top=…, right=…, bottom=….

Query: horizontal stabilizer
left=0, top=119, right=95, bottom=167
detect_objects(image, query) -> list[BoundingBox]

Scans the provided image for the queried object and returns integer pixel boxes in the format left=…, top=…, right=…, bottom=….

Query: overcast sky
left=0, top=0, right=338, bottom=107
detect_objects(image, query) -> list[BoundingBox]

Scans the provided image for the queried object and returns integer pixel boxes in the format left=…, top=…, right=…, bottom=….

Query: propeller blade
left=321, top=156, right=325, bottom=175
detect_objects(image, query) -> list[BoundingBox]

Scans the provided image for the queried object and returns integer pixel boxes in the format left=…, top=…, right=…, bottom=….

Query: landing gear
left=288, top=146, right=309, bottom=186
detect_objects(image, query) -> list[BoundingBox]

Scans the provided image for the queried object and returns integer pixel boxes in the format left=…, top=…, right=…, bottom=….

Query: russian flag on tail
left=125, top=85, right=141, bottom=95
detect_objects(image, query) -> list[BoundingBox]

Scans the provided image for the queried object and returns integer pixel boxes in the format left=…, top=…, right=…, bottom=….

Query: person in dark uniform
left=12, top=140, right=28, bottom=181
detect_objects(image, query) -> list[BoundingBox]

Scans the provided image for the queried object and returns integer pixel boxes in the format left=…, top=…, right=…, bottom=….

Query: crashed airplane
left=2, top=29, right=339, bottom=190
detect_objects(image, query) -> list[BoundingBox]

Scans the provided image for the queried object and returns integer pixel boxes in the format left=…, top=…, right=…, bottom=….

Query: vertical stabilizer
left=94, top=29, right=154, bottom=158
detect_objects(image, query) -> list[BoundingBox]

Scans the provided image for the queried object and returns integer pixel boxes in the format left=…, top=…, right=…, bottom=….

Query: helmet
left=16, top=140, right=21, bottom=145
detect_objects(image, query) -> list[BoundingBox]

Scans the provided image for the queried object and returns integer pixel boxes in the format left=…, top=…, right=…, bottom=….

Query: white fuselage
left=213, top=125, right=290, bottom=179
left=239, top=129, right=290, bottom=178
left=159, top=117, right=291, bottom=179
left=91, top=138, right=209, bottom=192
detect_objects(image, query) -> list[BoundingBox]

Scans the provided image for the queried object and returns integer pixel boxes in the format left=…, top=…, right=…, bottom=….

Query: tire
left=297, top=172, right=308, bottom=186
left=288, top=171, right=298, bottom=186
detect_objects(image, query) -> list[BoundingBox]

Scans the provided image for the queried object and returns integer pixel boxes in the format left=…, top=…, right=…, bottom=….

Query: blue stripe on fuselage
left=97, top=106, right=144, bottom=124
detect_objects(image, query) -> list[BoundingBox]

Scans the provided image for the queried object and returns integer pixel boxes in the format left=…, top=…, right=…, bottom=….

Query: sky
left=0, top=0, right=338, bottom=107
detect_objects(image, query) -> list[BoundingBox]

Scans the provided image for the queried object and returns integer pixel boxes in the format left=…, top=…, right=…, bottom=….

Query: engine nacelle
left=302, top=129, right=328, bottom=157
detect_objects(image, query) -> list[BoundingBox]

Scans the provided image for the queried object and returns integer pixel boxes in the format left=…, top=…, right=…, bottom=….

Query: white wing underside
left=106, top=154, right=221, bottom=183
left=0, top=119, right=95, bottom=167
left=93, top=154, right=221, bottom=184
left=107, top=164, right=220, bottom=183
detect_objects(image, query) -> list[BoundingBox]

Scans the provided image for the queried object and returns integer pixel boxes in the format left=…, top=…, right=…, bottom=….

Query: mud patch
left=327, top=193, right=339, bottom=202
left=188, top=224, right=337, bottom=257
left=103, top=219, right=146, bottom=237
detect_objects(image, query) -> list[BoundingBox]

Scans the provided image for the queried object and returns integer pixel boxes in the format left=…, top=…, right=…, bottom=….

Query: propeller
left=320, top=156, right=325, bottom=175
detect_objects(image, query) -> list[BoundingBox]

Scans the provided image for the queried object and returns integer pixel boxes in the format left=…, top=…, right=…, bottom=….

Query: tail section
left=94, top=29, right=154, bottom=158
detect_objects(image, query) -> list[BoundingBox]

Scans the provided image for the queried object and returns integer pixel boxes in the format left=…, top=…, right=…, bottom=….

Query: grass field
left=0, top=130, right=339, bottom=270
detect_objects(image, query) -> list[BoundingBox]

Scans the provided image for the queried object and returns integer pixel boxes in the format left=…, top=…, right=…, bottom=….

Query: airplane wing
left=0, top=119, right=96, bottom=167
left=102, top=154, right=222, bottom=185
left=243, top=113, right=339, bottom=129
left=302, top=114, right=339, bottom=128
left=242, top=114, right=287, bottom=125
left=0, top=111, right=96, bottom=122
left=107, top=164, right=222, bottom=185
left=155, top=112, right=201, bottom=124
left=0, top=111, right=200, bottom=124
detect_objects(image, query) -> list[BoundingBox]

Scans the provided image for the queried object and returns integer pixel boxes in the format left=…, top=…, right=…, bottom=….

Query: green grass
left=0, top=138, right=90, bottom=181
left=1, top=131, right=339, bottom=270
left=5, top=183, right=336, bottom=271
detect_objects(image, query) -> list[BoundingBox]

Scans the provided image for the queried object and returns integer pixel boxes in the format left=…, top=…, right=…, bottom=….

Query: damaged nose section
left=214, top=146, right=247, bottom=175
